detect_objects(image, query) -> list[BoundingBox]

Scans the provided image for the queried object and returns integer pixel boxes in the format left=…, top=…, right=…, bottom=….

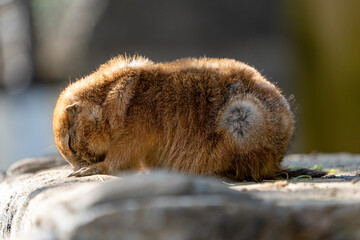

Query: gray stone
left=0, top=157, right=116, bottom=240
left=6, top=156, right=67, bottom=176
left=283, top=153, right=360, bottom=170
left=0, top=171, right=5, bottom=182
left=1, top=154, right=360, bottom=240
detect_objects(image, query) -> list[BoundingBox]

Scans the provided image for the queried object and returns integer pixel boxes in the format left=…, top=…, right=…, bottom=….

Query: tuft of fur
left=53, top=55, right=296, bottom=181
left=221, top=97, right=265, bottom=144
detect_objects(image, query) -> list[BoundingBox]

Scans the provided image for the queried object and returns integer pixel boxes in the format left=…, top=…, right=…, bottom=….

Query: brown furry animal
left=53, top=55, right=296, bottom=181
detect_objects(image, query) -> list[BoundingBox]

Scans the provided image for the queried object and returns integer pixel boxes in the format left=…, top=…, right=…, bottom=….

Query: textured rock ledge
left=1, top=154, right=360, bottom=240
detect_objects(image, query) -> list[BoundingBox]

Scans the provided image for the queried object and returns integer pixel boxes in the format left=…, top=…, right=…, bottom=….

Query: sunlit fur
left=53, top=55, right=294, bottom=181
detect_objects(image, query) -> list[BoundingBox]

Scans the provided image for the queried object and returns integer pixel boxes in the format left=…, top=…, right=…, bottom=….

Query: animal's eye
left=68, top=134, right=77, bottom=154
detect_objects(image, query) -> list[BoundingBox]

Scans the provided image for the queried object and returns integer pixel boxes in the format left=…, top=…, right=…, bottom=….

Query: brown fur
left=53, top=55, right=295, bottom=181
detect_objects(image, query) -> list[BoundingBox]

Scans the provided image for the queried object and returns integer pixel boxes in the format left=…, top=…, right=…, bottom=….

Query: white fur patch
left=221, top=100, right=263, bottom=143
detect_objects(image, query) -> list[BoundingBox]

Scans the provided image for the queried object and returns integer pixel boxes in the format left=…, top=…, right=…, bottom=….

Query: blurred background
left=0, top=0, right=359, bottom=171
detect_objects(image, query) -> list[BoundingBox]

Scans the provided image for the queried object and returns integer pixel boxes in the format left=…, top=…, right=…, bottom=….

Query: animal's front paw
left=68, top=166, right=102, bottom=177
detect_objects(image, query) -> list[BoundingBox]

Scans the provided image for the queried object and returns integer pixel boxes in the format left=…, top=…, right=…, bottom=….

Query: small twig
left=97, top=175, right=105, bottom=182
left=291, top=175, right=312, bottom=181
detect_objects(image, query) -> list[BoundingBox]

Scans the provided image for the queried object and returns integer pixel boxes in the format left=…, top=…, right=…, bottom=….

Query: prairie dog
left=53, top=56, right=294, bottom=181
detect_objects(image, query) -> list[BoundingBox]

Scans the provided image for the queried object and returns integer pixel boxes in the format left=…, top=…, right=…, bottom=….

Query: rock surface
left=1, top=153, right=360, bottom=239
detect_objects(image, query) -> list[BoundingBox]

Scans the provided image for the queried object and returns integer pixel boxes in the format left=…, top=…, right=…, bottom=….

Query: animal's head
left=53, top=87, right=110, bottom=170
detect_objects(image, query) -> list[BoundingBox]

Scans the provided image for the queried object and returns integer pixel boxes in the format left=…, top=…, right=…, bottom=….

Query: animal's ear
left=65, top=102, right=82, bottom=115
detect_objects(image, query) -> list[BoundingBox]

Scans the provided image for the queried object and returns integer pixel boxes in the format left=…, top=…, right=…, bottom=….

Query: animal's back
left=122, top=58, right=294, bottom=180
